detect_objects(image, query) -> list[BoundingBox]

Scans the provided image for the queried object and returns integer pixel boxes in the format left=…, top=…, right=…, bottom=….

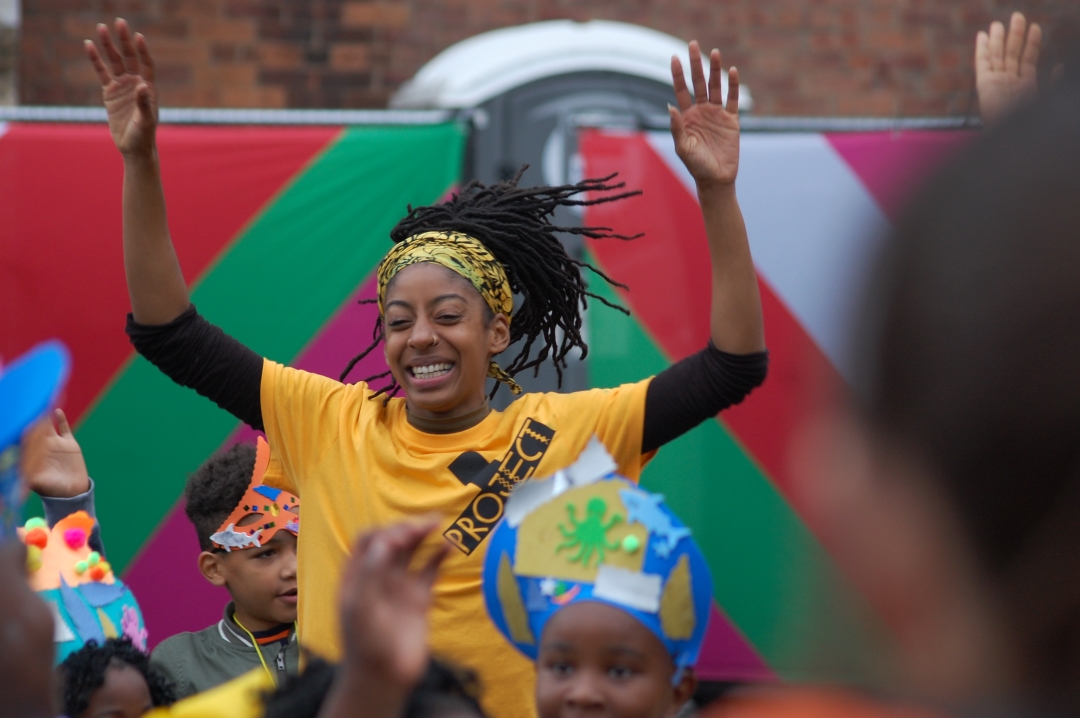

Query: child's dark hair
left=340, top=169, right=640, bottom=399
left=184, top=442, right=257, bottom=551
left=263, top=655, right=485, bottom=718
left=58, top=637, right=176, bottom=718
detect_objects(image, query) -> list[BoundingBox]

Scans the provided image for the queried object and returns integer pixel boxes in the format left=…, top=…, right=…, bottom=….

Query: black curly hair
left=340, top=169, right=640, bottom=399
left=184, top=442, right=257, bottom=551
left=263, top=655, right=485, bottom=718
left=58, top=637, right=176, bottom=718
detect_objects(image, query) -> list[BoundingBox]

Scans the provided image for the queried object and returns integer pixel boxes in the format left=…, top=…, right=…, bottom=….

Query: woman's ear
left=198, top=551, right=227, bottom=587
left=488, top=313, right=511, bottom=355
left=670, top=667, right=698, bottom=716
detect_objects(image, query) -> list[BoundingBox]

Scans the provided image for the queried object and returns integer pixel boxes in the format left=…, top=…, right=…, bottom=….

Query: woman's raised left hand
left=669, top=41, right=741, bottom=190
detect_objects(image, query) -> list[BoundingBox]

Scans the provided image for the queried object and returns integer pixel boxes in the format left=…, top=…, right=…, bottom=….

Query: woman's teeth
left=412, top=363, right=452, bottom=379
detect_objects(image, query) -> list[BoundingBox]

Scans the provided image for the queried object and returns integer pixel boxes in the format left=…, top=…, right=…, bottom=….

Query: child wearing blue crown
left=318, top=440, right=711, bottom=718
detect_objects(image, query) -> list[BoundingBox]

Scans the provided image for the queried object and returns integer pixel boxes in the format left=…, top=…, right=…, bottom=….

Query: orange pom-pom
left=24, top=527, right=48, bottom=549
left=89, top=565, right=107, bottom=582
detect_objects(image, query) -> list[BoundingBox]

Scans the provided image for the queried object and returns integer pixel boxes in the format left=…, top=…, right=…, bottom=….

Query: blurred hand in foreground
left=321, top=519, right=449, bottom=718
left=976, top=12, right=1044, bottom=127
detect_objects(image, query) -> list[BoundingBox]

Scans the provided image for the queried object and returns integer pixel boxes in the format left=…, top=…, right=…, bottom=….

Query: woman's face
left=535, top=601, right=695, bottom=718
left=382, top=263, right=510, bottom=418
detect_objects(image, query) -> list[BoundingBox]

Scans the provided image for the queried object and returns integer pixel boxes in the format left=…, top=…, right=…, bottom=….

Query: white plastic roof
left=390, top=20, right=752, bottom=111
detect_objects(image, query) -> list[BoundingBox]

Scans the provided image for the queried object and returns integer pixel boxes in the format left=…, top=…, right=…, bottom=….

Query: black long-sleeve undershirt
left=126, top=305, right=768, bottom=453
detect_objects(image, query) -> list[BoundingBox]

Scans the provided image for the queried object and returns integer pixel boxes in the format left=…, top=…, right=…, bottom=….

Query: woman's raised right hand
left=84, top=19, right=158, bottom=157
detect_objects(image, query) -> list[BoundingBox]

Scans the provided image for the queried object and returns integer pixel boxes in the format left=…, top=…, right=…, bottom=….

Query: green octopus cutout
left=556, top=498, right=622, bottom=567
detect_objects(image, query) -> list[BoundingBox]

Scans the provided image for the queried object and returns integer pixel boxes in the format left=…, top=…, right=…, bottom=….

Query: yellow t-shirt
left=260, top=359, right=652, bottom=718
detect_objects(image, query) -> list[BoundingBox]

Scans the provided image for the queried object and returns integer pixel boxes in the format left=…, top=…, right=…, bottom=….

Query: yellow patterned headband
left=376, top=231, right=521, bottom=394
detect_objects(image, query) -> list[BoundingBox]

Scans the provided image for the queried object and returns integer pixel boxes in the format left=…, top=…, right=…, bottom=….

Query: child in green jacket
left=150, top=438, right=301, bottom=698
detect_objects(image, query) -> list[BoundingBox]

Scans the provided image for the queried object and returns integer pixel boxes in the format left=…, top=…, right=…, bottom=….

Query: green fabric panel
left=586, top=267, right=896, bottom=684
left=75, top=124, right=465, bottom=573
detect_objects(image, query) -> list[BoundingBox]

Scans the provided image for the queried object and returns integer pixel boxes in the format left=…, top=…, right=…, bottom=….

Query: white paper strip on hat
left=566, top=435, right=616, bottom=487
left=505, top=478, right=557, bottom=527
left=551, top=469, right=571, bottom=496
left=505, top=436, right=616, bottom=527
left=593, top=564, right=662, bottom=613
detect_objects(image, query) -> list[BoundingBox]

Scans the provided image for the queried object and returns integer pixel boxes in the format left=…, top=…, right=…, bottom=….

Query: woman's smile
left=408, top=361, right=455, bottom=381
left=405, top=359, right=458, bottom=389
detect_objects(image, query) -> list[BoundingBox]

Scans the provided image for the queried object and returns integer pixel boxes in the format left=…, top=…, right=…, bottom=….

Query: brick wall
left=0, top=0, right=14, bottom=105
left=17, top=0, right=1080, bottom=115
left=0, top=24, right=14, bottom=104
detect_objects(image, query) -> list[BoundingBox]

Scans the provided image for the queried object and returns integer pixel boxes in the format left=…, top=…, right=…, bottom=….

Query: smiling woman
left=346, top=174, right=641, bottom=412
left=86, top=17, right=768, bottom=718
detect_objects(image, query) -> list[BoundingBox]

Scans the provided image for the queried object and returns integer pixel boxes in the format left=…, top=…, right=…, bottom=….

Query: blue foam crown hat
left=482, top=438, right=713, bottom=673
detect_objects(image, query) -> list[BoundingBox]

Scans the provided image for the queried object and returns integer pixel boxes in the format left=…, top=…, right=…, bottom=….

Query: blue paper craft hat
left=0, top=340, right=70, bottom=452
left=482, top=438, right=713, bottom=674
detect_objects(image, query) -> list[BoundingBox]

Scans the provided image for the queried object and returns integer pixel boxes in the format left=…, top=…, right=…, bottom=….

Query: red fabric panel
left=0, top=124, right=339, bottom=423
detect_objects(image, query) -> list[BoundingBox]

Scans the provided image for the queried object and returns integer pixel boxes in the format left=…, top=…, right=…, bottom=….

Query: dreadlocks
left=340, top=169, right=640, bottom=399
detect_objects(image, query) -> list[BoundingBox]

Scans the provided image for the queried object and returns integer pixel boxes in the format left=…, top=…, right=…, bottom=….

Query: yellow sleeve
left=551, top=377, right=653, bottom=480
left=260, top=358, right=357, bottom=495
left=593, top=377, right=653, bottom=477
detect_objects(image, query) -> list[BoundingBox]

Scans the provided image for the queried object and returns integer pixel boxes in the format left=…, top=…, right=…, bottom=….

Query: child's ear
left=669, top=667, right=698, bottom=717
left=197, top=551, right=228, bottom=587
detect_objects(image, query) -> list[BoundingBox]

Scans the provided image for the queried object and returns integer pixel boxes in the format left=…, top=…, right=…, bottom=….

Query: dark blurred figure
left=0, top=543, right=55, bottom=718
left=796, top=55, right=1080, bottom=715
left=264, top=656, right=485, bottom=718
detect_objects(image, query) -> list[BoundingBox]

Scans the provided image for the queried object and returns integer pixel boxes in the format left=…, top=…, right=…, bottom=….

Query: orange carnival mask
left=209, top=437, right=300, bottom=552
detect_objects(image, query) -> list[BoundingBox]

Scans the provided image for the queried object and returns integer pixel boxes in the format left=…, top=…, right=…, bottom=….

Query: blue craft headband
left=482, top=439, right=713, bottom=676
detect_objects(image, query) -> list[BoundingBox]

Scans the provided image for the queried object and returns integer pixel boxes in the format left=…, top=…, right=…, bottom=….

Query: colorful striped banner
left=2, top=120, right=968, bottom=682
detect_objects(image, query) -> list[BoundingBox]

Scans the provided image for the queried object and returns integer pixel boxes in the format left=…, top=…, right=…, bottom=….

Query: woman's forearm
left=122, top=150, right=190, bottom=325
left=699, top=183, right=765, bottom=354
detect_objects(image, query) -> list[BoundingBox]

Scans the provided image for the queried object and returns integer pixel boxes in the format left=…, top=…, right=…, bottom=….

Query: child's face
left=82, top=661, right=152, bottom=718
left=535, top=601, right=695, bottom=718
left=203, top=530, right=298, bottom=629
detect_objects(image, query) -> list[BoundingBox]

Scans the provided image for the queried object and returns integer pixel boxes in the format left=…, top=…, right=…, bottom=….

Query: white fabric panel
left=594, top=564, right=662, bottom=612
left=645, top=132, right=889, bottom=379
left=0, top=122, right=8, bottom=140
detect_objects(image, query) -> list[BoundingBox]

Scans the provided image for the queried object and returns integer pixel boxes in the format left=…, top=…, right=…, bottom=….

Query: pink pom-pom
left=63, top=528, right=87, bottom=550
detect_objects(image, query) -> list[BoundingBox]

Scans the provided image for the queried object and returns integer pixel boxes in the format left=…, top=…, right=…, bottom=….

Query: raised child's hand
left=669, top=41, right=741, bottom=190
left=84, top=19, right=159, bottom=157
left=338, top=519, right=449, bottom=693
left=21, top=409, right=90, bottom=499
left=976, top=12, right=1042, bottom=127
